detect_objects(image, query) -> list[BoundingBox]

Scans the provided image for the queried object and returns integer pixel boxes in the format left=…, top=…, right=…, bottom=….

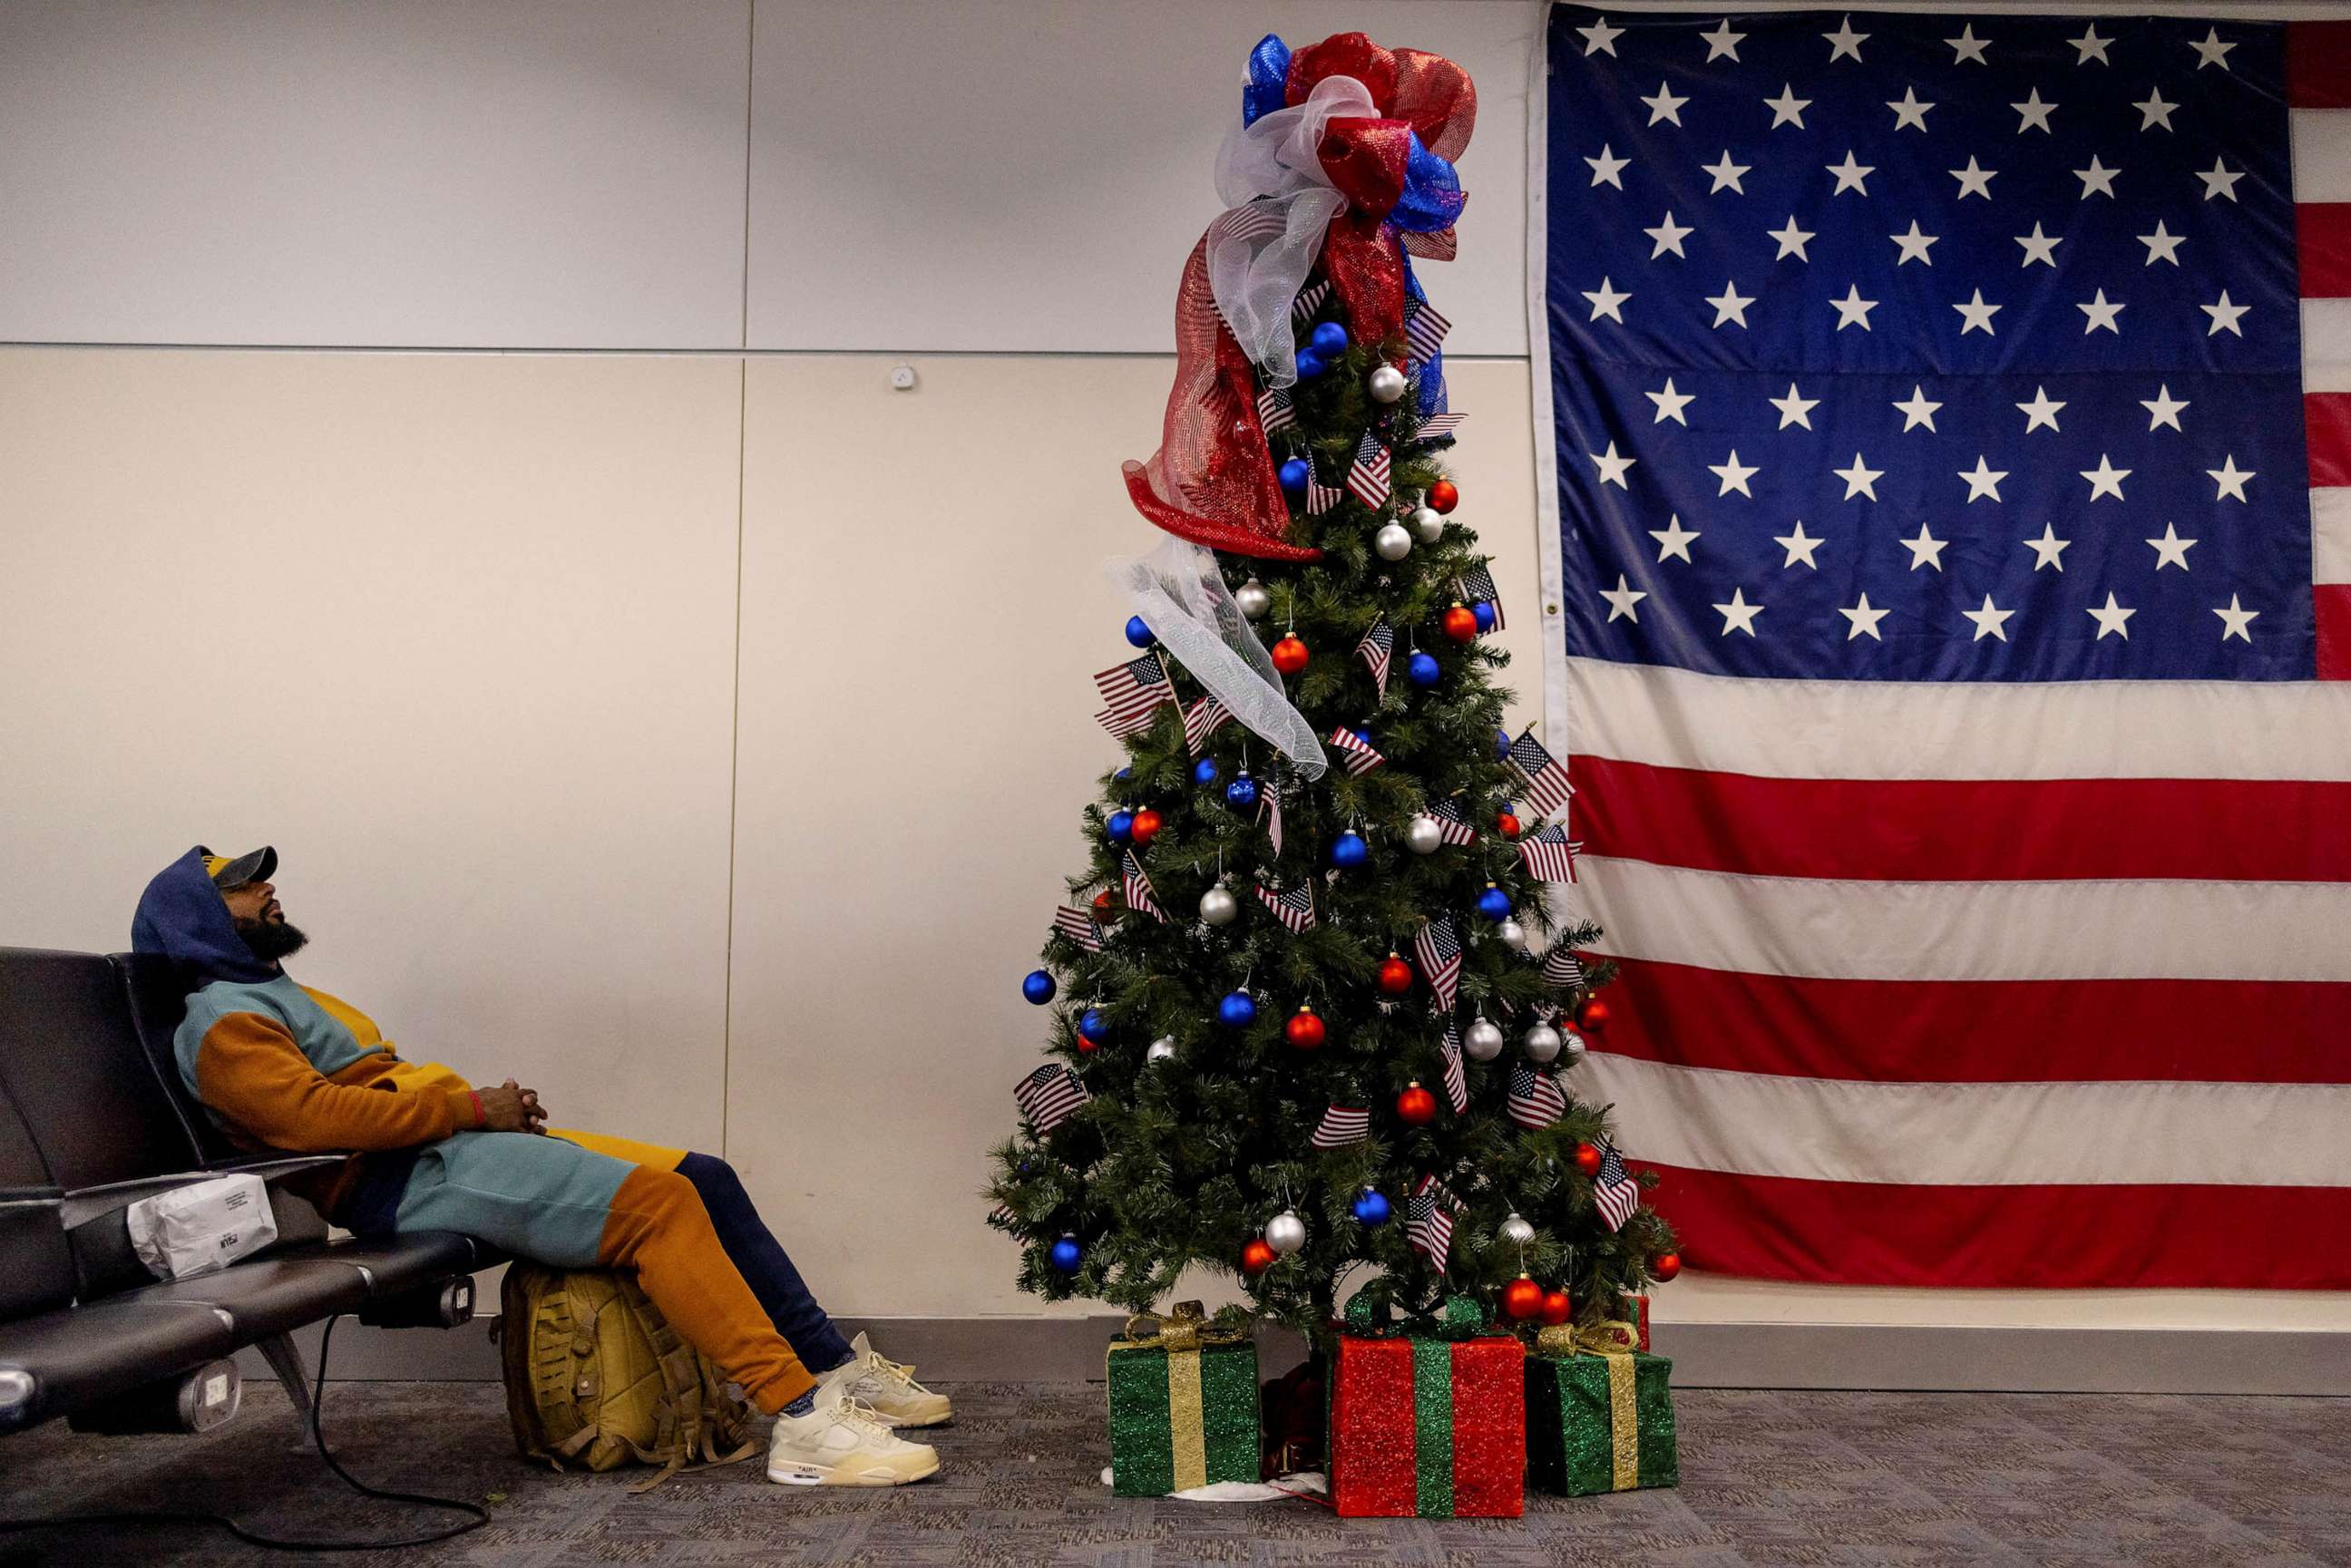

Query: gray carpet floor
left=1, top=1380, right=2346, bottom=1567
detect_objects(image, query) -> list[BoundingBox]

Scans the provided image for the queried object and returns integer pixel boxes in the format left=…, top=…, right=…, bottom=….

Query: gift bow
left=1119, top=1300, right=1249, bottom=1353
left=1123, top=31, right=1476, bottom=563
left=1536, top=1320, right=1641, bottom=1359
left=1342, top=1287, right=1491, bottom=1340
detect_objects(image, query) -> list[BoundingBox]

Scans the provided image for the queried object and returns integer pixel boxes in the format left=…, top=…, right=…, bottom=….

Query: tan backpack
left=496, top=1261, right=759, bottom=1491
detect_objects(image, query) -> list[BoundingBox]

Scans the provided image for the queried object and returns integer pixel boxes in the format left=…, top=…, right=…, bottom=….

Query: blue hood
left=132, top=847, right=279, bottom=986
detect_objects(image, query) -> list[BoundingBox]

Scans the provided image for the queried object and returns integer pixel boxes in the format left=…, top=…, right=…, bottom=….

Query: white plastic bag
left=126, top=1174, right=277, bottom=1281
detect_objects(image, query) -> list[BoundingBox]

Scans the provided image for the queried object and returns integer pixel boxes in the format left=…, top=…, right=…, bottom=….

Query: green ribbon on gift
left=1341, top=1287, right=1489, bottom=1340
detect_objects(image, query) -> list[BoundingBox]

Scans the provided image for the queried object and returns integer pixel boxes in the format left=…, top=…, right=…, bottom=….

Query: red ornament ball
left=1577, top=998, right=1611, bottom=1033
left=1497, top=810, right=1521, bottom=839
left=1283, top=1007, right=1326, bottom=1051
left=1129, top=808, right=1164, bottom=847
left=1540, top=1290, right=1574, bottom=1326
left=1242, top=1238, right=1277, bottom=1275
left=1428, top=479, right=1459, bottom=514
left=1574, top=1141, right=1604, bottom=1177
left=1651, top=1251, right=1682, bottom=1281
left=1442, top=603, right=1478, bottom=643
left=1396, top=1082, right=1438, bottom=1125
left=1270, top=634, right=1311, bottom=674
left=1092, top=889, right=1117, bottom=917
left=1502, top=1276, right=1544, bottom=1320
left=1076, top=1036, right=1099, bottom=1055
left=1377, top=953, right=1414, bottom=995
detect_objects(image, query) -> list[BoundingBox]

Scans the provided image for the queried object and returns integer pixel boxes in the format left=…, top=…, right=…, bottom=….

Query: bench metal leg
left=255, top=1332, right=327, bottom=1452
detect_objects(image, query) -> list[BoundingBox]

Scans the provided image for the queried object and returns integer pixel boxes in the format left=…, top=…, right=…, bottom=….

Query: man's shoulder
left=179, top=975, right=301, bottom=1035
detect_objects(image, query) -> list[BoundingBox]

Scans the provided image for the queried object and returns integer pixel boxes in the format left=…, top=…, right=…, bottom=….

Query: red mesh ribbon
left=1122, top=228, right=1321, bottom=562
left=1124, top=33, right=1477, bottom=561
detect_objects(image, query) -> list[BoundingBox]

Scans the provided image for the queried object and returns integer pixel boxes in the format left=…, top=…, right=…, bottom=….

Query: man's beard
left=235, top=915, right=310, bottom=962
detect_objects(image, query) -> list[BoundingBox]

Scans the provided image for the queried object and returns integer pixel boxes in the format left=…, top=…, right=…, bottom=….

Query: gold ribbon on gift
left=1117, top=1301, right=1246, bottom=1492
left=1536, top=1320, right=1642, bottom=1492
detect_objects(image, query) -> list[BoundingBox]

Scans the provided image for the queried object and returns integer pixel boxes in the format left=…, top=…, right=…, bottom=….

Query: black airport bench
left=0, top=946, right=499, bottom=1437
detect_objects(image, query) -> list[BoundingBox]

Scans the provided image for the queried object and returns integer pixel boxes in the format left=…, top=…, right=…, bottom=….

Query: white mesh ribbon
left=1207, top=74, right=1376, bottom=387
left=1108, top=537, right=1327, bottom=780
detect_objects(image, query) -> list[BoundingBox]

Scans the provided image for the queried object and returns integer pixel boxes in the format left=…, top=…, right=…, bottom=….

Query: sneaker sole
left=766, top=1453, right=941, bottom=1487
left=872, top=1408, right=954, bottom=1429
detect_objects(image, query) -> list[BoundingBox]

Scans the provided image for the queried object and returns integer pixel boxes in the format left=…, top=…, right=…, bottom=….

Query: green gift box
left=1526, top=1323, right=1679, bottom=1496
left=1105, top=1302, right=1260, bottom=1496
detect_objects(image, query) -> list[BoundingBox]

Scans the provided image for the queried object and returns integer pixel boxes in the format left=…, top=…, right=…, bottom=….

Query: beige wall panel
left=746, top=0, right=1537, bottom=356
left=0, top=349, right=742, bottom=1152
left=727, top=354, right=1545, bottom=1316
left=0, top=0, right=752, bottom=348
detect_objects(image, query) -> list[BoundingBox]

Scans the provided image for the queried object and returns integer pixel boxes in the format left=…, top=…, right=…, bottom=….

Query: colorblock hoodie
left=132, top=848, right=488, bottom=1187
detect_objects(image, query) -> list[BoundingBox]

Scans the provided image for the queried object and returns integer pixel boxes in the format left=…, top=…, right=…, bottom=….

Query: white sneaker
left=766, top=1383, right=940, bottom=1487
left=824, top=1331, right=953, bottom=1428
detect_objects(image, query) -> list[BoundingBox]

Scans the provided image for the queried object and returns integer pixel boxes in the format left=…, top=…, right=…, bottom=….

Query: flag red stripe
left=2300, top=204, right=2351, bottom=298
left=2288, top=22, right=2351, bottom=109
left=2319, top=584, right=2351, bottom=679
left=2310, top=394, right=2351, bottom=487
left=1572, top=756, right=2351, bottom=883
left=1593, top=956, right=2351, bottom=1086
left=1652, top=1164, right=2351, bottom=1288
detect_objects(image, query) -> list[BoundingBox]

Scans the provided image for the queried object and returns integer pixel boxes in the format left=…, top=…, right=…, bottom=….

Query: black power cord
left=0, top=1313, right=492, bottom=1553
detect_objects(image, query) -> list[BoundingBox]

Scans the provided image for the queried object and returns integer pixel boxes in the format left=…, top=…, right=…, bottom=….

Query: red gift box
left=1329, top=1331, right=1525, bottom=1517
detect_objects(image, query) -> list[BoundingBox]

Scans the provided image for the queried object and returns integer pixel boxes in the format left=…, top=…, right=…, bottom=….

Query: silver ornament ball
left=1499, top=1213, right=1536, bottom=1246
left=1464, top=1018, right=1506, bottom=1062
left=1146, top=1036, right=1177, bottom=1064
left=1374, top=521, right=1413, bottom=561
left=1411, top=505, right=1445, bottom=544
left=1264, top=1209, right=1307, bottom=1256
left=1235, top=578, right=1271, bottom=620
left=1367, top=365, right=1410, bottom=404
left=1496, top=918, right=1527, bottom=950
left=1557, top=1028, right=1586, bottom=1065
left=1199, top=886, right=1239, bottom=927
left=1404, top=813, right=1444, bottom=855
left=1523, top=1022, right=1564, bottom=1065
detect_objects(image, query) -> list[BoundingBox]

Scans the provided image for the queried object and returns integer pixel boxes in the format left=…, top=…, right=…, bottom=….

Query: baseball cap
left=200, top=846, right=278, bottom=889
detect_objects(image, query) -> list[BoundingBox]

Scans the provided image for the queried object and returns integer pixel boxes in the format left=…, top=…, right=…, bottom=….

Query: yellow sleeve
left=194, top=1012, right=484, bottom=1153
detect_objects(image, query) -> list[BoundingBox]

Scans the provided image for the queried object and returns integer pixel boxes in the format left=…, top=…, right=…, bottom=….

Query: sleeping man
left=132, top=844, right=946, bottom=1487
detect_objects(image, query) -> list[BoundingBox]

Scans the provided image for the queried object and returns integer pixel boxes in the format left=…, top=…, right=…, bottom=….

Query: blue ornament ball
left=1278, top=457, right=1312, bottom=496
left=1224, top=774, right=1260, bottom=810
left=1408, top=651, right=1442, bottom=687
left=1352, top=726, right=1373, bottom=747
left=1332, top=830, right=1370, bottom=869
left=1049, top=1236, right=1083, bottom=1274
left=1496, top=728, right=1514, bottom=761
left=1309, top=320, right=1351, bottom=356
left=1478, top=884, right=1515, bottom=922
left=1218, top=990, right=1258, bottom=1028
left=1294, top=346, right=1329, bottom=380
left=1022, top=969, right=1058, bottom=1005
left=1193, top=756, right=1221, bottom=786
left=1474, top=600, right=1497, bottom=633
left=1124, top=616, right=1155, bottom=648
left=1116, top=766, right=1133, bottom=783
left=1352, top=1189, right=1392, bottom=1227
left=1078, top=1008, right=1110, bottom=1044
left=1107, top=809, right=1135, bottom=843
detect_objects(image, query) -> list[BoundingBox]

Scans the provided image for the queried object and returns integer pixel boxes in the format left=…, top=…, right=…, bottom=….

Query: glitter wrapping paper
left=1106, top=1336, right=1261, bottom=1496
left=1526, top=1349, right=1679, bottom=1497
left=1329, top=1332, right=1525, bottom=1517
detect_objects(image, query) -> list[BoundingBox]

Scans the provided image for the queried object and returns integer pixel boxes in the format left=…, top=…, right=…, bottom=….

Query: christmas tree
left=989, top=30, right=1679, bottom=1344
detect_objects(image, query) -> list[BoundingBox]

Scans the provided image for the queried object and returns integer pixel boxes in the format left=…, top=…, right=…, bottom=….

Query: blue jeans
left=676, top=1154, right=856, bottom=1375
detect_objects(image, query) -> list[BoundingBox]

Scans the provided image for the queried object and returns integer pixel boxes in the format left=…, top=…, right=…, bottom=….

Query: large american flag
left=1538, top=8, right=2351, bottom=1289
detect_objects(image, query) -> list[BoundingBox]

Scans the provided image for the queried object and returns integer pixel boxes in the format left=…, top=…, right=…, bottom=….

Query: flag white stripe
left=1565, top=657, right=2351, bottom=783
left=2291, top=107, right=2351, bottom=201
left=2316, top=487, right=2351, bottom=586
left=2307, top=299, right=2351, bottom=395
left=1579, top=1051, right=2351, bottom=1189
left=1561, top=858, right=2351, bottom=983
